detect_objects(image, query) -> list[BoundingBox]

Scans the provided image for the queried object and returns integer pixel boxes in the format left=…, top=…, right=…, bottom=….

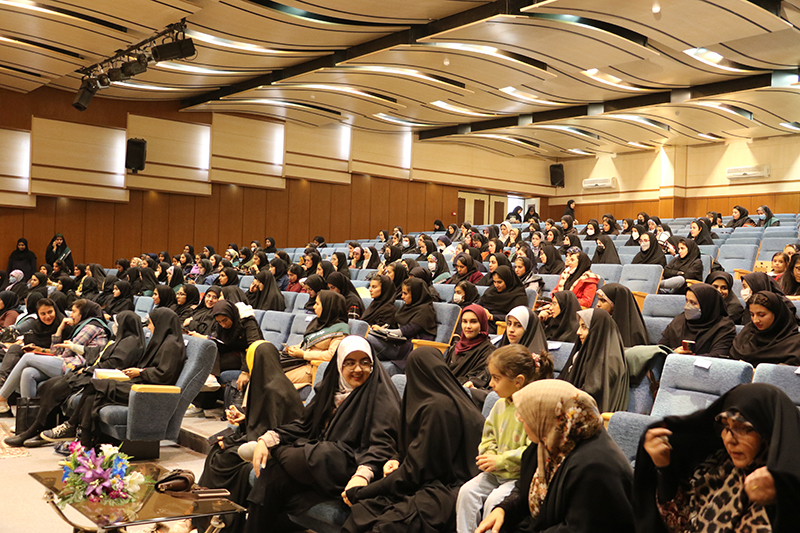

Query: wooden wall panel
left=193, top=190, right=220, bottom=253
left=350, top=175, right=372, bottom=240
left=369, top=178, right=391, bottom=238
left=287, top=179, right=311, bottom=246
left=217, top=184, right=245, bottom=250
left=424, top=183, right=444, bottom=232
left=774, top=193, right=800, bottom=215
left=329, top=183, right=352, bottom=244
left=113, top=191, right=143, bottom=263
left=84, top=201, right=115, bottom=265
left=265, top=187, right=290, bottom=248
left=23, top=197, right=56, bottom=267
left=0, top=210, right=25, bottom=264
left=309, top=182, right=332, bottom=243
left=141, top=192, right=170, bottom=255
left=241, top=188, right=267, bottom=245
left=441, top=185, right=460, bottom=227
left=388, top=180, right=409, bottom=234
left=167, top=194, right=196, bottom=258
left=55, top=198, right=86, bottom=265
left=407, top=182, right=427, bottom=232
left=210, top=114, right=284, bottom=189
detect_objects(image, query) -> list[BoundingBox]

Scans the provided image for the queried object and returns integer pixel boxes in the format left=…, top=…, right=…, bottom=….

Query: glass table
left=31, top=462, right=244, bottom=532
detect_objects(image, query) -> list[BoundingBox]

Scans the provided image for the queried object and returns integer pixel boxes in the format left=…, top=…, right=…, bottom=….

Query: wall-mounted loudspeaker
left=550, top=163, right=565, bottom=187
left=125, top=138, right=147, bottom=174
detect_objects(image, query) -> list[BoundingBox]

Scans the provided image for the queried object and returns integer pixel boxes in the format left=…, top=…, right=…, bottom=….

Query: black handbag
left=368, top=328, right=407, bottom=344
left=15, top=397, right=40, bottom=434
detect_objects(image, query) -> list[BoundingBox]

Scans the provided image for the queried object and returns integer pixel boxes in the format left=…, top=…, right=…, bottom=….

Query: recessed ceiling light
left=155, top=62, right=252, bottom=75
left=694, top=101, right=753, bottom=121
left=184, top=29, right=315, bottom=56
left=536, top=124, right=600, bottom=139
left=567, top=148, right=593, bottom=155
left=627, top=141, right=654, bottom=149
left=698, top=133, right=724, bottom=141
left=608, top=114, right=672, bottom=132
left=683, top=48, right=759, bottom=73
left=780, top=121, right=800, bottom=131
left=430, top=100, right=498, bottom=117
left=581, top=68, right=657, bottom=92
left=499, top=86, right=569, bottom=106
left=111, top=80, right=193, bottom=91
left=373, top=113, right=439, bottom=127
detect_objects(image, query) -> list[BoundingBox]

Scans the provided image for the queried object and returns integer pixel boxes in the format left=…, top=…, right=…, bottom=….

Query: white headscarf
left=334, top=335, right=373, bottom=406
left=507, top=305, right=530, bottom=332
left=576, top=308, right=594, bottom=330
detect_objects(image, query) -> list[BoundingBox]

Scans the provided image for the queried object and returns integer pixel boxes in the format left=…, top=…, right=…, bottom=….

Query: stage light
left=72, top=78, right=98, bottom=111
left=151, top=37, right=195, bottom=62
left=121, top=54, right=149, bottom=77
left=108, top=67, right=129, bottom=81
left=95, top=73, right=111, bottom=88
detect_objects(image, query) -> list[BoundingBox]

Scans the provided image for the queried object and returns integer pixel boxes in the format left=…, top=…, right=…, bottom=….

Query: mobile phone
left=205, top=427, right=235, bottom=445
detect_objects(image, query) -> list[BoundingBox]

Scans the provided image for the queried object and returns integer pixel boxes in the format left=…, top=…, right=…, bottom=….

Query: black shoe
left=0, top=409, right=13, bottom=418
left=41, top=421, right=76, bottom=442
left=23, top=434, right=52, bottom=448
left=3, top=425, right=41, bottom=447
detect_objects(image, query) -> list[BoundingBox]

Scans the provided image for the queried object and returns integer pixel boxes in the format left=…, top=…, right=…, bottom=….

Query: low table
left=30, top=462, right=244, bottom=533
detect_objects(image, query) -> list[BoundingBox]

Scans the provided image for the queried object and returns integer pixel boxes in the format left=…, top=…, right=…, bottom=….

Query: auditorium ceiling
left=2, top=0, right=800, bottom=159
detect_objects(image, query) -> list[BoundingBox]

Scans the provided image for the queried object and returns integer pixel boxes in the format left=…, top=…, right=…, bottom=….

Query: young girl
left=455, top=345, right=554, bottom=533
left=285, top=264, right=304, bottom=292
left=770, top=251, right=788, bottom=280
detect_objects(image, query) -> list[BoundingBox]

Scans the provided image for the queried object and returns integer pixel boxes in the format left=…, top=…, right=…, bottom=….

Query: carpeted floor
left=0, top=420, right=29, bottom=459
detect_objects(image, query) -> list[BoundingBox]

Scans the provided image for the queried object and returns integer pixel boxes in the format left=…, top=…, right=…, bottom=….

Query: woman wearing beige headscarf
left=476, top=380, right=635, bottom=533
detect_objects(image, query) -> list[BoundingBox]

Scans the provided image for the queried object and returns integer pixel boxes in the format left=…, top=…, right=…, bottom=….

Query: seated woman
left=362, top=275, right=398, bottom=328
left=446, top=253, right=485, bottom=285
left=386, top=261, right=408, bottom=300
left=6, top=311, right=145, bottom=448
left=285, top=265, right=304, bottom=293
left=478, top=265, right=530, bottom=334
left=741, top=271, right=795, bottom=326
left=186, top=286, right=221, bottom=334
left=206, top=299, right=264, bottom=396
left=637, top=383, right=800, bottom=533
left=513, top=256, right=541, bottom=292
left=560, top=308, right=629, bottom=412
left=103, top=280, right=135, bottom=319
left=456, top=345, right=553, bottom=533
left=153, top=284, right=177, bottom=309
left=198, top=340, right=304, bottom=532
left=538, top=243, right=565, bottom=276
left=756, top=204, right=780, bottom=227
left=453, top=280, right=480, bottom=309
left=0, top=291, right=19, bottom=327
left=730, top=291, right=800, bottom=366
left=300, top=274, right=327, bottom=313
left=56, top=276, right=78, bottom=308
left=172, top=284, right=200, bottom=322
left=326, top=271, right=364, bottom=319
left=624, top=224, right=647, bottom=247
left=45, top=307, right=185, bottom=447
left=477, top=380, right=636, bottom=533
left=368, top=278, right=437, bottom=370
left=552, top=249, right=599, bottom=308
left=247, top=336, right=400, bottom=533
left=659, top=283, right=737, bottom=358
left=498, top=305, right=548, bottom=355
left=343, top=346, right=484, bottom=533
left=780, top=252, right=800, bottom=297
left=427, top=252, right=451, bottom=284
left=283, top=290, right=350, bottom=388
left=443, top=304, right=496, bottom=401
left=659, top=238, right=702, bottom=294
left=727, top=205, right=756, bottom=228
left=706, top=271, right=745, bottom=324
left=268, top=258, right=289, bottom=291
left=539, top=290, right=581, bottom=344
left=28, top=272, right=49, bottom=299
left=632, top=232, right=667, bottom=267
left=592, top=234, right=621, bottom=264
left=0, top=299, right=109, bottom=415
left=603, top=216, right=621, bottom=236
left=477, top=252, right=511, bottom=287
left=596, top=283, right=649, bottom=347
left=769, top=251, right=789, bottom=281
left=246, top=270, right=285, bottom=312
left=560, top=234, right=582, bottom=256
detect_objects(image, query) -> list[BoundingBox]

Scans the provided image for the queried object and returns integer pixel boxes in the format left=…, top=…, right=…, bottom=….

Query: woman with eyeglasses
left=636, top=383, right=800, bottom=533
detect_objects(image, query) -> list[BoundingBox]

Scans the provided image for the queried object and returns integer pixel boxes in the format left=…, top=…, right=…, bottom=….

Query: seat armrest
left=496, top=321, right=507, bottom=337
left=631, top=291, right=647, bottom=311
left=130, top=385, right=181, bottom=394
left=411, top=339, right=449, bottom=354
left=685, top=279, right=701, bottom=286
left=127, top=387, right=183, bottom=440
left=733, top=269, right=752, bottom=280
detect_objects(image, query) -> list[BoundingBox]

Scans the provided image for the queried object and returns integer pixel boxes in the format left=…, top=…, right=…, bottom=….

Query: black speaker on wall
left=125, top=138, right=147, bottom=174
left=550, top=163, right=565, bottom=187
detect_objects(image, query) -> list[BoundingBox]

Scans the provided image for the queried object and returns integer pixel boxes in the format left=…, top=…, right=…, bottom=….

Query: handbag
left=155, top=469, right=196, bottom=492
left=0, top=326, right=19, bottom=344
left=368, top=328, right=407, bottom=344
left=15, top=397, right=40, bottom=434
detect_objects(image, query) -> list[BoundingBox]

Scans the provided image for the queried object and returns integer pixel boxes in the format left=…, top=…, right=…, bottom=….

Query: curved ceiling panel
left=279, top=0, right=490, bottom=25
left=182, top=98, right=346, bottom=128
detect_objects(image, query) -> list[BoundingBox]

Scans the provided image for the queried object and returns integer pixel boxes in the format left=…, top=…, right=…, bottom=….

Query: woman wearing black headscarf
left=560, top=234, right=583, bottom=256
left=28, top=272, right=49, bottom=299
left=138, top=265, right=157, bottom=296
left=382, top=245, right=402, bottom=267
left=154, top=261, right=169, bottom=284
left=563, top=199, right=576, bottom=219
left=636, top=383, right=800, bottom=533
left=0, top=291, right=19, bottom=327
left=602, top=215, right=621, bottom=236
left=343, top=347, right=484, bottom=533
left=579, top=219, right=599, bottom=238
left=386, top=261, right=408, bottom=300
left=624, top=224, right=648, bottom=247
left=660, top=238, right=703, bottom=294
left=427, top=251, right=450, bottom=283
left=688, top=218, right=714, bottom=246
left=104, top=280, right=135, bottom=317
left=636, top=212, right=650, bottom=227
left=362, top=275, right=398, bottom=328
left=7, top=238, right=37, bottom=281
left=621, top=218, right=634, bottom=235
left=560, top=308, right=629, bottom=412
left=756, top=205, right=780, bottom=227
left=539, top=290, right=581, bottom=343
left=173, top=284, right=200, bottom=321
left=443, top=253, right=481, bottom=287
left=560, top=215, right=578, bottom=236
left=317, top=260, right=336, bottom=281
left=596, top=283, right=650, bottom=347
left=167, top=265, right=184, bottom=290
left=247, top=336, right=400, bottom=533
left=59, top=307, right=186, bottom=448
left=477, top=253, right=511, bottom=287
left=246, top=270, right=285, bottom=312
left=659, top=283, right=736, bottom=358
left=632, top=232, right=667, bottom=267
left=446, top=224, right=463, bottom=243
left=327, top=271, right=364, bottom=319
left=301, top=274, right=326, bottom=313
left=214, top=266, right=240, bottom=289
left=331, top=251, right=351, bottom=279
left=592, top=234, right=622, bottom=265
left=153, top=284, right=177, bottom=310
left=186, top=286, right=221, bottom=335
left=726, top=205, right=755, bottom=228
left=444, top=304, right=496, bottom=393
left=741, top=271, right=795, bottom=327
left=268, top=258, right=289, bottom=291
left=478, top=265, right=530, bottom=333
left=95, top=275, right=118, bottom=309
left=302, top=251, right=321, bottom=279
left=706, top=271, right=745, bottom=324
left=546, top=226, right=563, bottom=247
left=453, top=280, right=480, bottom=308
left=368, top=278, right=437, bottom=370
left=262, top=237, right=277, bottom=255
left=45, top=233, right=73, bottom=272
left=538, top=243, right=565, bottom=276
left=78, top=276, right=100, bottom=302
left=210, top=299, right=264, bottom=380
left=730, top=291, right=800, bottom=366
left=554, top=250, right=598, bottom=308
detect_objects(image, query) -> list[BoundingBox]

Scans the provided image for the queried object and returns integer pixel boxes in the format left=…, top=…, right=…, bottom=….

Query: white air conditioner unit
left=582, top=177, right=615, bottom=189
left=726, top=165, right=770, bottom=180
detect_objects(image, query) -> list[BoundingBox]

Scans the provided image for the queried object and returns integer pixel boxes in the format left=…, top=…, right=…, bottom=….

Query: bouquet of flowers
left=57, top=442, right=148, bottom=508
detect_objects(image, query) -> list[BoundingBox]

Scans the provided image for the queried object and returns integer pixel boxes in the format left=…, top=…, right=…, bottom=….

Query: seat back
left=592, top=264, right=623, bottom=284
left=475, top=285, right=489, bottom=295
left=134, top=296, right=154, bottom=318
left=432, top=302, right=461, bottom=344
left=286, top=313, right=316, bottom=346
left=164, top=336, right=218, bottom=439
left=752, top=364, right=800, bottom=407
left=356, top=269, right=377, bottom=280
left=348, top=318, right=369, bottom=338
left=619, top=264, right=663, bottom=294
left=525, top=288, right=538, bottom=308
left=482, top=391, right=500, bottom=418
left=548, top=341, right=574, bottom=377
left=626, top=348, right=668, bottom=415
left=697, top=245, right=718, bottom=259
left=261, top=310, right=294, bottom=348
left=281, top=291, right=298, bottom=312
left=717, top=244, right=759, bottom=272
left=293, top=293, right=310, bottom=312
left=304, top=361, right=328, bottom=405
left=391, top=374, right=407, bottom=399
left=539, top=274, right=560, bottom=296
left=239, top=275, right=255, bottom=290
left=435, top=283, right=455, bottom=302
left=650, top=354, right=754, bottom=418
left=641, top=294, right=685, bottom=344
